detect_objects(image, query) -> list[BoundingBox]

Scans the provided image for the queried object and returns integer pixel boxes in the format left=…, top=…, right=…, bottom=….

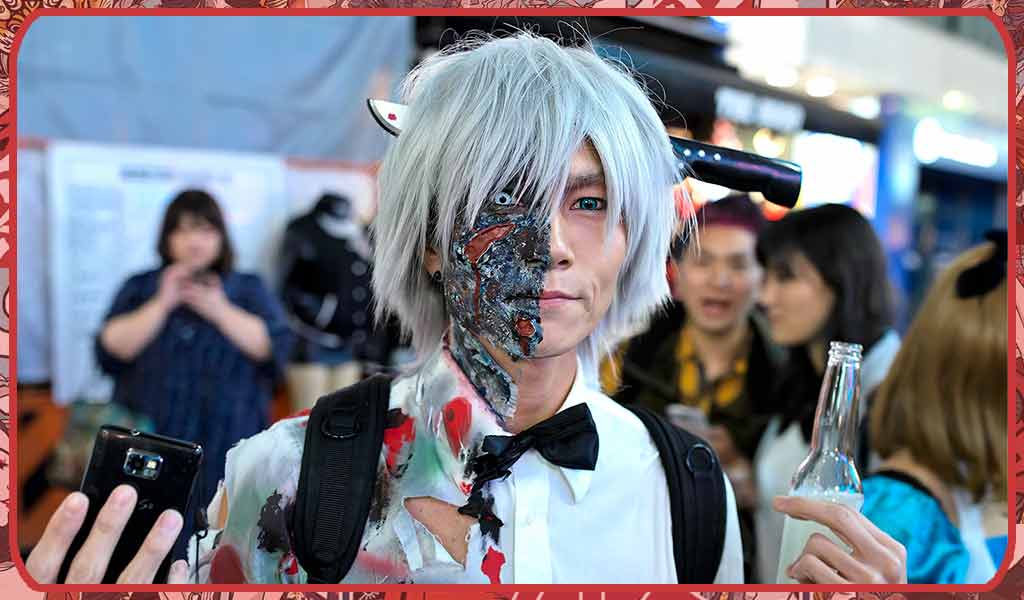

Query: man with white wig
left=27, top=31, right=907, bottom=586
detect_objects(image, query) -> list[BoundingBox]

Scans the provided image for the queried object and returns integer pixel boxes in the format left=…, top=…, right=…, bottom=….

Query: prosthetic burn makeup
left=443, top=185, right=551, bottom=422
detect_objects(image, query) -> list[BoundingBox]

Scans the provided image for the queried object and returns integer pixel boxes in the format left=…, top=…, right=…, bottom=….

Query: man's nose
left=548, top=213, right=573, bottom=269
left=710, top=263, right=731, bottom=288
left=758, top=277, right=777, bottom=306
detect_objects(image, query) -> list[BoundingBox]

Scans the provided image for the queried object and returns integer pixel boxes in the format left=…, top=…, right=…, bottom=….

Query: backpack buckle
left=686, top=442, right=716, bottom=474
left=322, top=402, right=362, bottom=439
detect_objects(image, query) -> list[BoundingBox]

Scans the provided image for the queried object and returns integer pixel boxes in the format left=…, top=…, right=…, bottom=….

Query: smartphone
left=665, top=403, right=710, bottom=433
left=189, top=268, right=216, bottom=286
left=56, top=425, right=203, bottom=584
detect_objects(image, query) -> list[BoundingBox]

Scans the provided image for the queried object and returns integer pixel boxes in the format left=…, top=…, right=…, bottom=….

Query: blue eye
left=493, top=192, right=518, bottom=208
left=572, top=197, right=605, bottom=211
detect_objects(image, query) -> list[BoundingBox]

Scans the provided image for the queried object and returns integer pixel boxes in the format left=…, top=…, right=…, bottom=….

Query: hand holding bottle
left=775, top=341, right=870, bottom=583
left=773, top=495, right=907, bottom=584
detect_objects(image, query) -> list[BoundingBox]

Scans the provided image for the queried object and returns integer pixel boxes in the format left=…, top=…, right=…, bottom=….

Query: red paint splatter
left=465, top=223, right=514, bottom=321
left=356, top=550, right=410, bottom=579
left=516, top=318, right=535, bottom=354
left=466, top=223, right=514, bottom=264
left=443, top=396, right=472, bottom=456
left=387, top=113, right=397, bottom=121
left=280, top=552, right=299, bottom=576
left=481, top=546, right=506, bottom=583
left=208, top=543, right=248, bottom=584
left=283, top=409, right=312, bottom=428
left=383, top=410, right=416, bottom=473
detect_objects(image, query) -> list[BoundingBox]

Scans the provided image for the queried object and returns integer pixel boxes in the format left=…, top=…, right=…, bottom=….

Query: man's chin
left=531, top=334, right=585, bottom=361
left=691, top=315, right=743, bottom=335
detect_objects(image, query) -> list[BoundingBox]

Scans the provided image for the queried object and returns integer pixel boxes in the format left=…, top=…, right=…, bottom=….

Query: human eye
left=693, top=254, right=713, bottom=267
left=771, top=264, right=795, bottom=281
left=730, top=257, right=753, bottom=272
left=570, top=197, right=606, bottom=211
left=492, top=191, right=519, bottom=209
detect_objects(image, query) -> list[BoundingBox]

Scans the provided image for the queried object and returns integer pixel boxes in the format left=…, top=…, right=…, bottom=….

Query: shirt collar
left=420, top=349, right=594, bottom=504
left=553, top=362, right=595, bottom=503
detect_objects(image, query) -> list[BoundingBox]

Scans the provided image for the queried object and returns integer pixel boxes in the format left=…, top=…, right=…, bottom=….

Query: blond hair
left=870, top=241, right=1007, bottom=500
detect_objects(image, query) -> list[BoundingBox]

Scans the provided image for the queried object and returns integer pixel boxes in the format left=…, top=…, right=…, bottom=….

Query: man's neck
left=448, top=323, right=577, bottom=434
left=688, top=319, right=750, bottom=381
left=500, top=351, right=577, bottom=434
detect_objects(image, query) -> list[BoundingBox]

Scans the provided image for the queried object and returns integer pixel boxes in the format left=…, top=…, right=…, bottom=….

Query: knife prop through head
left=368, top=99, right=803, bottom=209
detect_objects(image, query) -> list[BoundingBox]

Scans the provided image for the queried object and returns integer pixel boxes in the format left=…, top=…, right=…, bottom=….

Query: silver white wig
left=372, top=31, right=687, bottom=373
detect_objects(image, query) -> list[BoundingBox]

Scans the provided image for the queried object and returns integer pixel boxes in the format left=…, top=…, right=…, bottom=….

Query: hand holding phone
left=26, top=485, right=190, bottom=584
left=182, top=270, right=229, bottom=324
left=26, top=426, right=203, bottom=584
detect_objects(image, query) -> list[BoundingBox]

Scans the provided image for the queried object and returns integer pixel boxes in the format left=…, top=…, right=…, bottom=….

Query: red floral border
left=0, top=2, right=1019, bottom=597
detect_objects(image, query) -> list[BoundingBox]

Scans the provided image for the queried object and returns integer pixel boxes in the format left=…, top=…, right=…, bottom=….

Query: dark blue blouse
left=95, top=268, right=293, bottom=511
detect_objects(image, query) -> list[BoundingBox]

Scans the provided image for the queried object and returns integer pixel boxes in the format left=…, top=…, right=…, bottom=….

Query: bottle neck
left=809, top=356, right=861, bottom=458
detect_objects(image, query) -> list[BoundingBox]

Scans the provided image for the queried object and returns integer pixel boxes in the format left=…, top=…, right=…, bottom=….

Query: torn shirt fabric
left=188, top=345, right=745, bottom=583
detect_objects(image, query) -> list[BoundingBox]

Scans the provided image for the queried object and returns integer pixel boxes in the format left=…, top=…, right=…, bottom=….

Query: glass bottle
left=776, top=341, right=864, bottom=584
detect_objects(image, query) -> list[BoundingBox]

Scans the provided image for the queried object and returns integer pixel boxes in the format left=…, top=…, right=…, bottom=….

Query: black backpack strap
left=291, top=374, right=393, bottom=584
left=623, top=404, right=727, bottom=584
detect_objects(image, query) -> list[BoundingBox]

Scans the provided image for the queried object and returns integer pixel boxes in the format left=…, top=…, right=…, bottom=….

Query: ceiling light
left=752, top=128, right=787, bottom=158
left=805, top=76, right=837, bottom=98
left=847, top=96, right=881, bottom=120
left=765, top=66, right=800, bottom=88
left=942, top=89, right=969, bottom=111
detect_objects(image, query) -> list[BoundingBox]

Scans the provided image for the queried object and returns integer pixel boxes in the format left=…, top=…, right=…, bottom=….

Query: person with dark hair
left=93, top=189, right=293, bottom=554
left=609, top=194, right=782, bottom=459
left=752, top=203, right=900, bottom=583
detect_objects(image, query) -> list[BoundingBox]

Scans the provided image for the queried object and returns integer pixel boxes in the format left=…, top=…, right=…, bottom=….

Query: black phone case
left=56, top=425, right=203, bottom=584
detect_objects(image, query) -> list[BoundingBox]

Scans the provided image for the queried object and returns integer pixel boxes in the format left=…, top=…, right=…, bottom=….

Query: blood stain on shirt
left=443, top=396, right=472, bottom=456
left=481, top=546, right=506, bottom=584
left=209, top=543, right=248, bottom=584
left=383, top=408, right=416, bottom=474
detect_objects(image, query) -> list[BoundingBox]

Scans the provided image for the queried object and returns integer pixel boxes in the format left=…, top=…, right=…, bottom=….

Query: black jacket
left=279, top=211, right=386, bottom=364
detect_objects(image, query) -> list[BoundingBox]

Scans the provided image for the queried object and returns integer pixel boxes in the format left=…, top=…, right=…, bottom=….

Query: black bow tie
left=458, top=403, right=599, bottom=540
left=480, top=402, right=600, bottom=473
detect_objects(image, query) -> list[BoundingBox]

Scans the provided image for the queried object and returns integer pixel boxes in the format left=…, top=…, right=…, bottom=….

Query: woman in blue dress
left=863, top=233, right=1008, bottom=584
left=94, top=189, right=293, bottom=548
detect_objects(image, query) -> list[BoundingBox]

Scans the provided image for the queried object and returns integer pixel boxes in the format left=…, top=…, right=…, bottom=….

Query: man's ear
left=424, top=247, right=442, bottom=278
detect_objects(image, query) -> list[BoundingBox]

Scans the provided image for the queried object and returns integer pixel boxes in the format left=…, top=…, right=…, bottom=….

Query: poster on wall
left=47, top=141, right=289, bottom=405
left=15, top=145, right=48, bottom=384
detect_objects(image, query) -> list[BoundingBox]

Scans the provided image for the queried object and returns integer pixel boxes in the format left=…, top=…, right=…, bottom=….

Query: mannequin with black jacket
left=278, top=192, right=386, bottom=411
